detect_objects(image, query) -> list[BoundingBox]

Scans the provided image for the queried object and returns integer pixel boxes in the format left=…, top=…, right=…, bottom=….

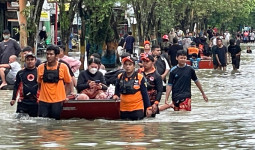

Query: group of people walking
left=1, top=26, right=249, bottom=121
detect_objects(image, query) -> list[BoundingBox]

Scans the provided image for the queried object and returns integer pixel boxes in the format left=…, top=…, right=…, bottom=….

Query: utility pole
left=54, top=2, right=58, bottom=45
left=19, top=0, right=27, bottom=49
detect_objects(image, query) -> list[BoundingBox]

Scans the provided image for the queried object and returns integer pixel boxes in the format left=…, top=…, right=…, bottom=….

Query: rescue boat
left=61, top=99, right=120, bottom=120
left=186, top=60, right=214, bottom=69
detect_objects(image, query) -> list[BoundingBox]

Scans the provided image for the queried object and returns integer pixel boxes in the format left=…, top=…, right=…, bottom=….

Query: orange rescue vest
left=188, top=47, right=199, bottom=55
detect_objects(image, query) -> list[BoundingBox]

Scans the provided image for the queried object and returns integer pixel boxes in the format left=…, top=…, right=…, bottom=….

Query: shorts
left=173, top=98, right=191, bottom=111
left=38, top=101, right=63, bottom=120
left=232, top=56, right=240, bottom=69
left=220, top=63, right=226, bottom=67
left=4, top=68, right=15, bottom=84
left=6, top=73, right=15, bottom=84
left=16, top=99, right=38, bottom=117
left=120, top=109, right=144, bottom=120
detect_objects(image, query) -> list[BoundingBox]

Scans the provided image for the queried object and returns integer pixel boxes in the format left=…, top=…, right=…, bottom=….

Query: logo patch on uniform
left=27, top=74, right=35, bottom=81
left=149, top=76, right=154, bottom=81
left=134, top=80, right=139, bottom=85
left=175, top=74, right=178, bottom=78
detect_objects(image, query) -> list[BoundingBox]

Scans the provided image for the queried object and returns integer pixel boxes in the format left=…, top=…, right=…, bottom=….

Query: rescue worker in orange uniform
left=138, top=54, right=163, bottom=117
left=187, top=42, right=199, bottom=59
left=113, top=56, right=152, bottom=120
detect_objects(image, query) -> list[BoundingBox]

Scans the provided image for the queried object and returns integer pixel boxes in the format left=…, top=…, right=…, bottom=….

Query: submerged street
left=0, top=47, right=254, bottom=149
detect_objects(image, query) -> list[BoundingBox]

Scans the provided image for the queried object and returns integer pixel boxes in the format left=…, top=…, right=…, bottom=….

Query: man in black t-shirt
left=228, top=39, right=241, bottom=70
left=123, top=31, right=135, bottom=54
left=139, top=54, right=163, bottom=117
left=165, top=50, right=208, bottom=111
left=168, top=37, right=183, bottom=67
left=10, top=53, right=38, bottom=117
left=215, top=38, right=228, bottom=71
left=207, top=27, right=213, bottom=40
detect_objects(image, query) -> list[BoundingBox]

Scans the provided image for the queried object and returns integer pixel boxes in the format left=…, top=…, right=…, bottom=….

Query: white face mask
left=89, top=68, right=98, bottom=74
left=3, top=35, right=9, bottom=40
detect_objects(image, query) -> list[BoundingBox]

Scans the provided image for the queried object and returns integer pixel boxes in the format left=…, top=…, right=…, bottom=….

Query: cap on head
left=162, top=35, right=169, bottom=40
left=25, top=53, right=36, bottom=59
left=122, top=56, right=135, bottom=64
left=144, top=41, right=150, bottom=46
left=141, top=54, right=154, bottom=62
left=3, top=29, right=10, bottom=34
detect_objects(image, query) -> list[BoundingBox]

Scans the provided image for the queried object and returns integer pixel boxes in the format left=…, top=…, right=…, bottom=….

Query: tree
left=59, top=0, right=79, bottom=52
left=25, top=0, right=45, bottom=49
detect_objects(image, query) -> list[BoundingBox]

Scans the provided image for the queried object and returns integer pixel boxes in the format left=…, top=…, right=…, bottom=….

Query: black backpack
left=104, top=69, right=124, bottom=86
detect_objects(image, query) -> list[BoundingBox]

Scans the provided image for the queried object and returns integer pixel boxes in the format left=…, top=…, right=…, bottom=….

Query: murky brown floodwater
left=0, top=47, right=254, bottom=149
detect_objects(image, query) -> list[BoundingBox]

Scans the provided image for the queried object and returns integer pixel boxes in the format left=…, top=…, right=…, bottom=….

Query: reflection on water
left=0, top=52, right=254, bottom=149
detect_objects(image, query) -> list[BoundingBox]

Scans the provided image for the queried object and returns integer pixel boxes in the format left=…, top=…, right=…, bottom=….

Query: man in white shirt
left=0, top=55, right=21, bottom=88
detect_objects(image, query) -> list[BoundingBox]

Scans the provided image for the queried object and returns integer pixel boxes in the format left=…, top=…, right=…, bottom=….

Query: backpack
left=104, top=69, right=124, bottom=86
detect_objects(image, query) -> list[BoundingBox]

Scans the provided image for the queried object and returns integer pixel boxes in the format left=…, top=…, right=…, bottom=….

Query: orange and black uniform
left=12, top=68, right=39, bottom=117
left=187, top=47, right=199, bottom=59
left=114, top=72, right=151, bottom=120
left=37, top=62, right=71, bottom=120
left=139, top=67, right=163, bottom=116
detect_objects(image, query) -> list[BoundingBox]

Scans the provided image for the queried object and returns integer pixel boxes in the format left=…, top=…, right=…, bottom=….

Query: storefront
left=0, top=1, right=19, bottom=41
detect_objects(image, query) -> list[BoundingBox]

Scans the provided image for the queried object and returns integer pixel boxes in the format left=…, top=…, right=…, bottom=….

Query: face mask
left=89, top=68, right=98, bottom=74
left=3, top=35, right=9, bottom=40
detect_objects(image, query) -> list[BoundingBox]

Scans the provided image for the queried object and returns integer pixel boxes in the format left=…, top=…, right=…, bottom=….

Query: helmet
left=162, top=35, right=169, bottom=40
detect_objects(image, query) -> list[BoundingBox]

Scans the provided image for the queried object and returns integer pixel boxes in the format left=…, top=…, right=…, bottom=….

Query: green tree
left=26, top=0, right=45, bottom=49
left=59, top=0, right=79, bottom=52
left=81, top=0, right=118, bottom=54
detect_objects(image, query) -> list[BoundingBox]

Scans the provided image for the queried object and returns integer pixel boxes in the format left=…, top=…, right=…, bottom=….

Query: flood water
left=0, top=49, right=254, bottom=149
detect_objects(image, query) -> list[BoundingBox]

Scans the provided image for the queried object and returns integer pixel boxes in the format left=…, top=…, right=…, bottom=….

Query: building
left=0, top=1, right=19, bottom=41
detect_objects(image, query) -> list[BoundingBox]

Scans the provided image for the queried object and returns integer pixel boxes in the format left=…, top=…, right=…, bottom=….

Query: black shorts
left=120, top=109, right=144, bottom=120
left=213, top=60, right=218, bottom=66
left=232, top=56, right=240, bottom=69
left=16, top=99, right=38, bottom=117
left=220, top=63, right=226, bottom=67
left=38, top=101, right=63, bottom=120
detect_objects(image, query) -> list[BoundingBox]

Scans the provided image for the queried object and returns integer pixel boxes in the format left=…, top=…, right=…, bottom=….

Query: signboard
left=64, top=3, right=70, bottom=11
left=7, top=2, right=19, bottom=10
left=40, top=11, right=50, bottom=21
